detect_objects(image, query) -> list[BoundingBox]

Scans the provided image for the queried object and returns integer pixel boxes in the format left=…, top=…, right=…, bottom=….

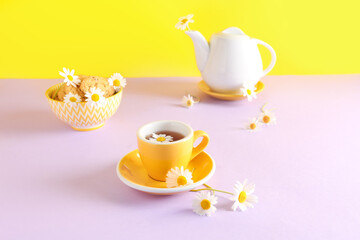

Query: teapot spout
left=185, top=31, right=209, bottom=73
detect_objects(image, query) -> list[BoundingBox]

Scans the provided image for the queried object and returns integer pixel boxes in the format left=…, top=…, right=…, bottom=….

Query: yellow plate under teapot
left=116, top=150, right=215, bottom=195
left=198, top=80, right=264, bottom=101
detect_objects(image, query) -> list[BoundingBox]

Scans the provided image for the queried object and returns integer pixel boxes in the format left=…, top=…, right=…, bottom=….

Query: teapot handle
left=253, top=39, right=276, bottom=77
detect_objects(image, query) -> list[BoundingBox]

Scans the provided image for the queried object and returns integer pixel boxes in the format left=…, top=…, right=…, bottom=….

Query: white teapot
left=186, top=27, right=276, bottom=94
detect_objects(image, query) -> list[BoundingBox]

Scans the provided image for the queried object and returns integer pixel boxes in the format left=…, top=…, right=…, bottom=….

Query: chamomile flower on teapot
left=192, top=192, right=218, bottom=217
left=85, top=87, right=106, bottom=108
left=63, top=92, right=82, bottom=107
left=108, top=73, right=127, bottom=92
left=59, top=67, right=80, bottom=87
left=175, top=14, right=194, bottom=31
left=166, top=166, right=193, bottom=188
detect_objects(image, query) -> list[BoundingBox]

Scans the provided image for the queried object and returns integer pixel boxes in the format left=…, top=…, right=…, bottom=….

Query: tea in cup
left=137, top=120, right=209, bottom=181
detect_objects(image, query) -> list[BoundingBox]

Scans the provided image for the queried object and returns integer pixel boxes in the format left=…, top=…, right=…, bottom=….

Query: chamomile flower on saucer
left=182, top=94, right=199, bottom=108
left=240, top=82, right=257, bottom=101
left=192, top=191, right=218, bottom=217
left=59, top=68, right=80, bottom=87
left=85, top=87, right=106, bottom=108
left=230, top=179, right=258, bottom=212
left=166, top=166, right=193, bottom=188
left=246, top=118, right=261, bottom=132
left=108, top=73, right=126, bottom=92
left=149, top=133, right=173, bottom=143
left=175, top=14, right=194, bottom=31
left=63, top=92, right=82, bottom=107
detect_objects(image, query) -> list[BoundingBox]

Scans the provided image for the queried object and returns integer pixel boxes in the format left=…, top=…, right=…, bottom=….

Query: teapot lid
left=215, top=27, right=250, bottom=39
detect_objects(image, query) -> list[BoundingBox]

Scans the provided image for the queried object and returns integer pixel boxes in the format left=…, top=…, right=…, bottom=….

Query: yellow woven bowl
left=45, top=83, right=123, bottom=131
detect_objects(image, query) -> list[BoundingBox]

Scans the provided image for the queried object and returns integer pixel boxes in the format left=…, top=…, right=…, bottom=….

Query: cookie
left=56, top=83, right=85, bottom=102
left=79, top=75, right=115, bottom=98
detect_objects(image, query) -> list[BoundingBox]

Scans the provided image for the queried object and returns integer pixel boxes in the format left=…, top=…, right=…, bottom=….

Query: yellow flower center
left=156, top=136, right=166, bottom=142
left=247, top=89, right=252, bottom=95
left=181, top=19, right=188, bottom=24
left=263, top=115, right=270, bottom=123
left=67, top=75, right=73, bottom=81
left=200, top=199, right=211, bottom=210
left=238, top=191, right=247, bottom=203
left=187, top=100, right=193, bottom=107
left=113, top=79, right=121, bottom=87
left=250, top=123, right=257, bottom=130
left=69, top=97, right=77, bottom=102
left=91, top=94, right=100, bottom=102
left=177, top=176, right=187, bottom=186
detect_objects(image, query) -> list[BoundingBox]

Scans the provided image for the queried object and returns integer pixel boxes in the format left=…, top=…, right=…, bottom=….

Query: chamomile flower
left=108, top=73, right=126, bottom=92
left=85, top=87, right=106, bottom=108
left=240, top=82, right=257, bottom=101
left=246, top=118, right=261, bottom=132
left=260, top=104, right=276, bottom=125
left=182, top=94, right=199, bottom=108
left=166, top=166, right=193, bottom=188
left=175, top=14, right=194, bottom=31
left=260, top=110, right=276, bottom=125
left=63, top=92, right=82, bottom=107
left=149, top=133, right=173, bottom=143
left=59, top=68, right=80, bottom=87
left=230, top=179, right=258, bottom=212
left=192, top=191, right=218, bottom=217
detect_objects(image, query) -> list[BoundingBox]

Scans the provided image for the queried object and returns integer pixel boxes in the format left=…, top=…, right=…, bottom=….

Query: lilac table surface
left=0, top=75, right=360, bottom=239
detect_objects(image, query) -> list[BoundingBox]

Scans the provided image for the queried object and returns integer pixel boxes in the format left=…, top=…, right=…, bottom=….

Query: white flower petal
left=244, top=202, right=254, bottom=209
left=238, top=203, right=248, bottom=211
left=209, top=194, right=218, bottom=204
left=244, top=183, right=255, bottom=194
left=231, top=202, right=239, bottom=211
left=234, top=181, right=243, bottom=191
left=246, top=194, right=258, bottom=204
left=242, top=179, right=248, bottom=187
left=59, top=72, right=67, bottom=77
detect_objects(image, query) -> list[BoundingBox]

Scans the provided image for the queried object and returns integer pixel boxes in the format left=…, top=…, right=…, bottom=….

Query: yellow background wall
left=1, top=0, right=359, bottom=78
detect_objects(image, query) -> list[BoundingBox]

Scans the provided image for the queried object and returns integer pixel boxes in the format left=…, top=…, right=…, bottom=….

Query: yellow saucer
left=116, top=150, right=216, bottom=195
left=198, top=80, right=264, bottom=101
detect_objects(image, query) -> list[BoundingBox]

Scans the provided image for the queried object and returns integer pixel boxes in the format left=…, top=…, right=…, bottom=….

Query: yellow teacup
left=137, top=120, right=209, bottom=181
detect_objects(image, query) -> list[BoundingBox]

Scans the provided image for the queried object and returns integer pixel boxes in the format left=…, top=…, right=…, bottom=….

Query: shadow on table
left=0, top=110, right=69, bottom=134
left=60, top=162, right=174, bottom=206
